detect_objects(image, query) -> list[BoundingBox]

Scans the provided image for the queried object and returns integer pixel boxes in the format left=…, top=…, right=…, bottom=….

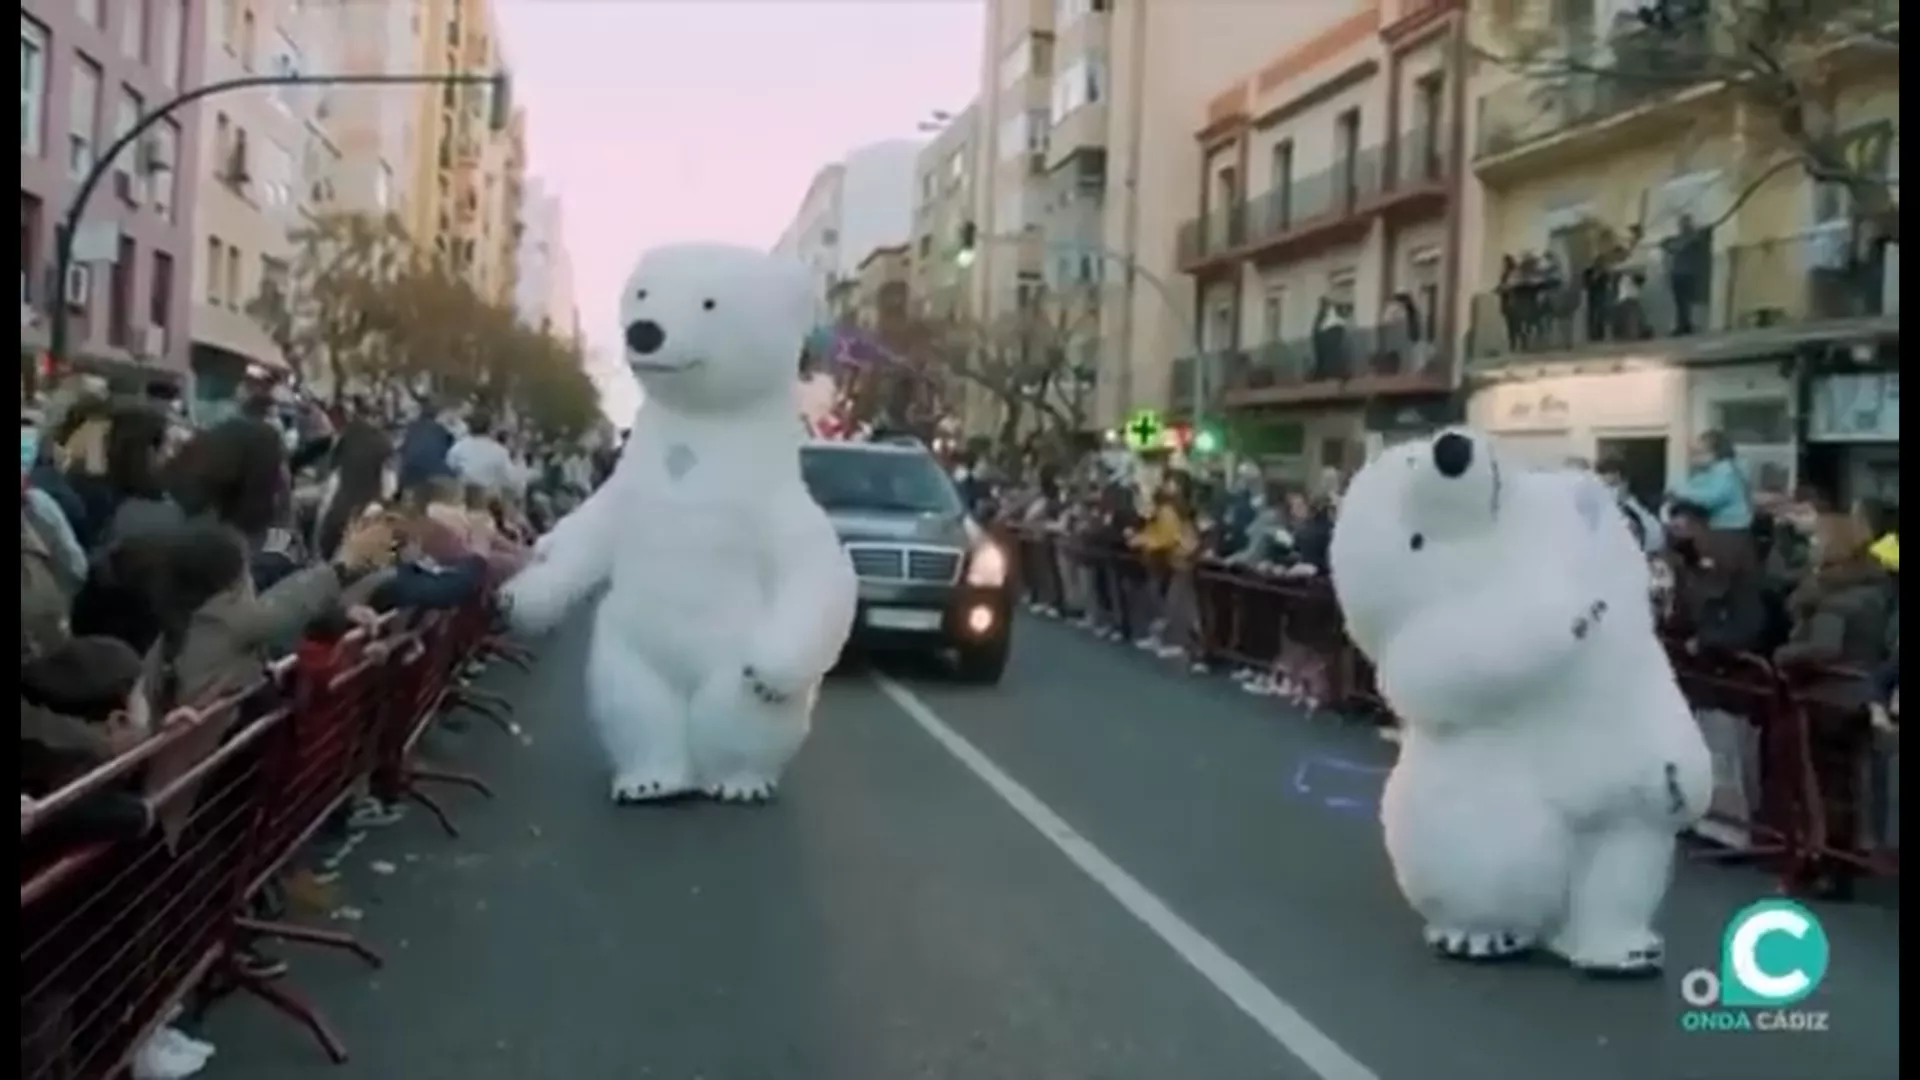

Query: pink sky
left=495, top=0, right=985, bottom=417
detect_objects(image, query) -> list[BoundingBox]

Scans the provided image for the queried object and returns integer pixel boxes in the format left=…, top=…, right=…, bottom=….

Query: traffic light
left=956, top=220, right=978, bottom=268
left=1191, top=424, right=1222, bottom=455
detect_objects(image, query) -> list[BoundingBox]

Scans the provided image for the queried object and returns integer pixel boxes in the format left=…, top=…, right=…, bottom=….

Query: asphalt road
left=204, top=615, right=1900, bottom=1080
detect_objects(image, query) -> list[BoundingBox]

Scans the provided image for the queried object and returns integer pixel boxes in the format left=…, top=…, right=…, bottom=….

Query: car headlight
left=965, top=542, right=1008, bottom=587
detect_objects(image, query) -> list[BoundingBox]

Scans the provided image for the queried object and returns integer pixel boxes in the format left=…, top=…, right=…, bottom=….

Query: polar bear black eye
left=701, top=298, right=717, bottom=311
left=1409, top=533, right=1425, bottom=551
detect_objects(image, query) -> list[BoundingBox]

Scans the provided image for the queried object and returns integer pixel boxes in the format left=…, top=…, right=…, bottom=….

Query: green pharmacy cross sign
left=1124, top=409, right=1163, bottom=451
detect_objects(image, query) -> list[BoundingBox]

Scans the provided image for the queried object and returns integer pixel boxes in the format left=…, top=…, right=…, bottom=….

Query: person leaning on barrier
left=21, top=636, right=157, bottom=863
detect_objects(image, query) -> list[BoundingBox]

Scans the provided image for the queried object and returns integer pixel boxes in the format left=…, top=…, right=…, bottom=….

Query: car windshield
left=801, top=446, right=963, bottom=516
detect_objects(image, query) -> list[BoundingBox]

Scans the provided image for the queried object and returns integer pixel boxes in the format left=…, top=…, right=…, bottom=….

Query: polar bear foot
left=611, top=772, right=697, bottom=805
left=1424, top=926, right=1536, bottom=962
left=706, top=777, right=778, bottom=805
left=1562, top=932, right=1665, bottom=979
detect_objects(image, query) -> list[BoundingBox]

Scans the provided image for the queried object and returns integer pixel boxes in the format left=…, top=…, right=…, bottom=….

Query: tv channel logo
left=1679, top=900, right=1831, bottom=1033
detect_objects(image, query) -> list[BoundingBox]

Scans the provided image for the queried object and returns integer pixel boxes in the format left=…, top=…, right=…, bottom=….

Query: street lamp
left=39, top=68, right=512, bottom=397
left=947, top=220, right=1208, bottom=431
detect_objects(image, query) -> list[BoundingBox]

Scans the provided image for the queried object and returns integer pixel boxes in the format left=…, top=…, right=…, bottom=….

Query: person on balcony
left=1310, top=296, right=1350, bottom=379
left=1662, top=215, right=1711, bottom=335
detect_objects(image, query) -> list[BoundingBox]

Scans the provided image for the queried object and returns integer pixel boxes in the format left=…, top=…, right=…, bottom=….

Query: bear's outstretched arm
left=499, top=454, right=633, bottom=634
left=742, top=498, right=858, bottom=696
left=1377, top=582, right=1596, bottom=725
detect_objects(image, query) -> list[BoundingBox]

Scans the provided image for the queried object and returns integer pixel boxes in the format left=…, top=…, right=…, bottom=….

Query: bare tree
left=1478, top=0, right=1898, bottom=240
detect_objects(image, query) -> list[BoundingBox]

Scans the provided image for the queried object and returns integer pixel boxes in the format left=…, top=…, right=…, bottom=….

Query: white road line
left=873, top=675, right=1382, bottom=1080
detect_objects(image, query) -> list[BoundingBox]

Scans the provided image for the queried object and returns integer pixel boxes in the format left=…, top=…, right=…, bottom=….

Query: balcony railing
left=1463, top=231, right=1894, bottom=364
left=1224, top=324, right=1451, bottom=394
left=1474, top=21, right=1711, bottom=159
left=1180, top=136, right=1451, bottom=267
left=1245, top=145, right=1385, bottom=242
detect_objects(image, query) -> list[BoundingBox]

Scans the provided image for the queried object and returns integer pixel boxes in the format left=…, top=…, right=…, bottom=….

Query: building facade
left=852, top=245, right=912, bottom=332
left=970, top=0, right=1351, bottom=433
left=1179, top=0, right=1467, bottom=477
left=404, top=0, right=518, bottom=299
left=514, top=177, right=579, bottom=342
left=186, top=0, right=349, bottom=397
left=1460, top=0, right=1899, bottom=505
left=909, top=103, right=979, bottom=321
left=774, top=140, right=923, bottom=307
left=22, top=0, right=207, bottom=383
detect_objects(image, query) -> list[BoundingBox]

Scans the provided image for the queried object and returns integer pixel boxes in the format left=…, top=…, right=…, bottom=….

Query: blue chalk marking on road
left=1290, top=755, right=1390, bottom=817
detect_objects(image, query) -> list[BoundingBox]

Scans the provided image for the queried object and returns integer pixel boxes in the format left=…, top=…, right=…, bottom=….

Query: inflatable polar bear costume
left=502, top=243, right=857, bottom=805
left=1330, top=428, right=1712, bottom=976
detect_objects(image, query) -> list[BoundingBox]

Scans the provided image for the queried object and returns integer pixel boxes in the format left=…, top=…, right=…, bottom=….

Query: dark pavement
left=205, top=616, right=1900, bottom=1080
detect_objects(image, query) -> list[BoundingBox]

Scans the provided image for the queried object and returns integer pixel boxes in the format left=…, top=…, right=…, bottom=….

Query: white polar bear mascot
left=502, top=243, right=857, bottom=805
left=1330, top=427, right=1712, bottom=977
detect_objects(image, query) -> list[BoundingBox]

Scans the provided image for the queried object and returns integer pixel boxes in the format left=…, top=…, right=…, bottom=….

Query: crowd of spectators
left=20, top=369, right=604, bottom=1079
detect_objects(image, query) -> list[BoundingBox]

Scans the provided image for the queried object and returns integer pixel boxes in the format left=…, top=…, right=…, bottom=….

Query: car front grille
left=846, top=544, right=963, bottom=584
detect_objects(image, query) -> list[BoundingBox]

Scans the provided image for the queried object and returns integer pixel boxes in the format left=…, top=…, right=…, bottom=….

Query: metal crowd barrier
left=21, top=587, right=521, bottom=1079
left=1006, top=526, right=1898, bottom=890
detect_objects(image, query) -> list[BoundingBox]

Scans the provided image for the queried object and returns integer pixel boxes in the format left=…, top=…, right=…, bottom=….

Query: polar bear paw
left=611, top=771, right=696, bottom=805
left=1424, top=926, right=1536, bottom=962
left=1570, top=599, right=1609, bottom=640
left=706, top=777, right=778, bottom=805
left=742, top=665, right=792, bottom=705
left=1565, top=932, right=1665, bottom=979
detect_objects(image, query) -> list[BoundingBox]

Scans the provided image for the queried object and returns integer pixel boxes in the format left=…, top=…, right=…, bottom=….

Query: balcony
left=1046, top=101, right=1108, bottom=171
left=1178, top=138, right=1454, bottom=273
left=1219, top=325, right=1453, bottom=407
left=1472, top=22, right=1713, bottom=179
left=1463, top=231, right=1897, bottom=369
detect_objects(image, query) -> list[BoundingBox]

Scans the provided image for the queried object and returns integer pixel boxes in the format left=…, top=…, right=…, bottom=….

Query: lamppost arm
left=45, top=70, right=507, bottom=389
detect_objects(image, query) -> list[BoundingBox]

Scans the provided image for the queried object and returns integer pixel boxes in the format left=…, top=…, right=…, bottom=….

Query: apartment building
left=406, top=0, right=518, bottom=299
left=22, top=0, right=205, bottom=383
left=970, top=0, right=1350, bottom=434
left=188, top=0, right=348, bottom=398
left=908, top=104, right=978, bottom=321
left=1177, top=0, right=1466, bottom=475
left=514, top=177, right=580, bottom=342
left=852, top=245, right=912, bottom=333
left=773, top=140, right=922, bottom=310
left=1460, top=0, right=1899, bottom=504
left=316, top=0, right=416, bottom=221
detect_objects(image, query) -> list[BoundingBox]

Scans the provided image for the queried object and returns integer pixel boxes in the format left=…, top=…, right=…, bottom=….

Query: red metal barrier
left=20, top=589, right=509, bottom=1078
left=1005, top=527, right=1897, bottom=888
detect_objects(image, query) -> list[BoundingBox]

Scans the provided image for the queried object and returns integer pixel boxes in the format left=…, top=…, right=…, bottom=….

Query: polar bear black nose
left=1432, top=432, right=1474, bottom=479
left=625, top=319, right=666, bottom=356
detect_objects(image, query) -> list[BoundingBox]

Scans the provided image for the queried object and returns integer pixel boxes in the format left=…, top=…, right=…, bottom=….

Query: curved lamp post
left=40, top=69, right=512, bottom=398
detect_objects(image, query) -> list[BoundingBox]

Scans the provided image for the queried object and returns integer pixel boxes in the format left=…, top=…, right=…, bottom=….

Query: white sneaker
left=1134, top=637, right=1161, bottom=651
left=1153, top=645, right=1183, bottom=660
left=1230, top=668, right=1254, bottom=682
left=132, top=1029, right=211, bottom=1080
left=1188, top=661, right=1211, bottom=676
left=160, top=1027, right=215, bottom=1059
left=1241, top=676, right=1274, bottom=695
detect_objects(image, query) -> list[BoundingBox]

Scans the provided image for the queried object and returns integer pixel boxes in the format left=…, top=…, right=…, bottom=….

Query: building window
left=68, top=58, right=103, bottom=181
left=114, top=87, right=144, bottom=195
left=151, top=250, right=174, bottom=329
left=156, top=0, right=184, bottom=88
left=78, top=0, right=103, bottom=27
left=109, top=236, right=136, bottom=347
left=121, top=0, right=149, bottom=61
left=22, top=17, right=49, bottom=157
left=206, top=237, right=224, bottom=305
left=1050, top=55, right=1107, bottom=125
left=1261, top=288, right=1285, bottom=342
left=225, top=245, right=242, bottom=310
left=270, top=33, right=302, bottom=114
left=152, top=120, right=180, bottom=219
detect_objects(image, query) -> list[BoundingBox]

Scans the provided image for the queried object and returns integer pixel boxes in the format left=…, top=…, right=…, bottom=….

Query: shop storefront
left=1805, top=371, right=1900, bottom=504
left=1469, top=367, right=1683, bottom=502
